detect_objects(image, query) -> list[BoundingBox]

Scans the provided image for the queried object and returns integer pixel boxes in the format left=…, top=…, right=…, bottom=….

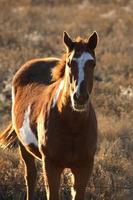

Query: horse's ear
left=87, top=31, right=98, bottom=50
left=63, top=31, right=74, bottom=52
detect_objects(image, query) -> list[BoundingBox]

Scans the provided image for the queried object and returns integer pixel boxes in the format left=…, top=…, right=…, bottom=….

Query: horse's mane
left=51, top=54, right=67, bottom=81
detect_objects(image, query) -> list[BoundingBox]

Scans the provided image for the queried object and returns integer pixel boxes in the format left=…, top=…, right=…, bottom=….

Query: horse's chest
left=45, top=131, right=89, bottom=165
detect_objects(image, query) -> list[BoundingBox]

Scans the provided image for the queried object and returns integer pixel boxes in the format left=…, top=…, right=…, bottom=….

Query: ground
left=0, top=0, right=133, bottom=199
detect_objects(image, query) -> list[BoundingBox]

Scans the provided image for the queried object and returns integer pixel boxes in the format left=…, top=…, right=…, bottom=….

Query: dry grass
left=0, top=0, right=133, bottom=199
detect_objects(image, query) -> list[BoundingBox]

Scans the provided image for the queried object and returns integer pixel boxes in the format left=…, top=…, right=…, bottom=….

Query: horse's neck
left=60, top=103, right=90, bottom=132
left=50, top=75, right=91, bottom=132
left=59, top=78, right=90, bottom=128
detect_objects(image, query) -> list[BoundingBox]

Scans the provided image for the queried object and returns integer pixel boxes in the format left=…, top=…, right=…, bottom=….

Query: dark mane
left=51, top=54, right=67, bottom=81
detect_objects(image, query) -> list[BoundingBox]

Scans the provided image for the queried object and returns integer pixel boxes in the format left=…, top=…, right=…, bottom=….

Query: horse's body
left=0, top=31, right=98, bottom=200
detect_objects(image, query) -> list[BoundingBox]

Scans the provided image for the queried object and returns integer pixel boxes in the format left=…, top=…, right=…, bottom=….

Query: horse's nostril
left=73, top=92, right=89, bottom=105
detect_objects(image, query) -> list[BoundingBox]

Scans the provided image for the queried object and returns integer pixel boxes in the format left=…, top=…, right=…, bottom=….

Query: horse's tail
left=0, top=123, right=17, bottom=149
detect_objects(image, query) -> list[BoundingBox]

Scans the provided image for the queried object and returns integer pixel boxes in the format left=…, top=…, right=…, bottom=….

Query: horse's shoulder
left=13, top=57, right=60, bottom=88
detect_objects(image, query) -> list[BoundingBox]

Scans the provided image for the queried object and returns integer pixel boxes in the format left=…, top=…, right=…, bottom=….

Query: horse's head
left=63, top=31, right=98, bottom=112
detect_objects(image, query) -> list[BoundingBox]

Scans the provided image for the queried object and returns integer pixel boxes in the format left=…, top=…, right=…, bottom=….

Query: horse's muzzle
left=73, top=92, right=89, bottom=106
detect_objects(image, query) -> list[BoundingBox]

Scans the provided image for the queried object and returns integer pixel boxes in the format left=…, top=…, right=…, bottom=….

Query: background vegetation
left=0, top=0, right=133, bottom=199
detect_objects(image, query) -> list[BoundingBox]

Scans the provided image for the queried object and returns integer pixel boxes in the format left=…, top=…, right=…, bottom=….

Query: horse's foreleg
left=43, top=157, right=62, bottom=200
left=19, top=143, right=37, bottom=200
left=72, top=157, right=94, bottom=200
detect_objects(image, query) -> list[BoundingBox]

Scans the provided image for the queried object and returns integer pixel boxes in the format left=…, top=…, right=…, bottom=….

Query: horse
left=0, top=31, right=98, bottom=200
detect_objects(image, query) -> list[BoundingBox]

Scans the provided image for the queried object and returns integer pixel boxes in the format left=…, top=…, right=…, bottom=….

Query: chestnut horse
left=0, top=31, right=98, bottom=200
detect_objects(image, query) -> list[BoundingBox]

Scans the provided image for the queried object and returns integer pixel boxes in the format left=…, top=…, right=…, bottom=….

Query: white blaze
left=73, top=52, right=94, bottom=95
left=19, top=105, right=38, bottom=146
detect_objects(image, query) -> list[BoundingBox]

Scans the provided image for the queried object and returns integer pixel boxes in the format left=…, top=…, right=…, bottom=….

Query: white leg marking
left=19, top=105, right=38, bottom=146
left=71, top=187, right=76, bottom=200
left=52, top=80, right=64, bottom=108
left=46, top=185, right=50, bottom=200
left=70, top=172, right=76, bottom=200
left=37, top=111, right=47, bottom=152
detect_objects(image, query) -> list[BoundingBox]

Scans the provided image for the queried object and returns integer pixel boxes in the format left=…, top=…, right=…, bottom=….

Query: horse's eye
left=86, top=60, right=96, bottom=68
left=75, top=51, right=82, bottom=57
left=92, top=61, right=96, bottom=68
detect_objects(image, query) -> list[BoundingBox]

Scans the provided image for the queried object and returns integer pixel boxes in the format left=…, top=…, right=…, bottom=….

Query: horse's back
left=12, top=57, right=59, bottom=139
left=13, top=57, right=60, bottom=88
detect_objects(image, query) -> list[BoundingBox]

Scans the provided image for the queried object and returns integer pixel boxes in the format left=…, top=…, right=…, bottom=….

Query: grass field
left=0, top=0, right=133, bottom=199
